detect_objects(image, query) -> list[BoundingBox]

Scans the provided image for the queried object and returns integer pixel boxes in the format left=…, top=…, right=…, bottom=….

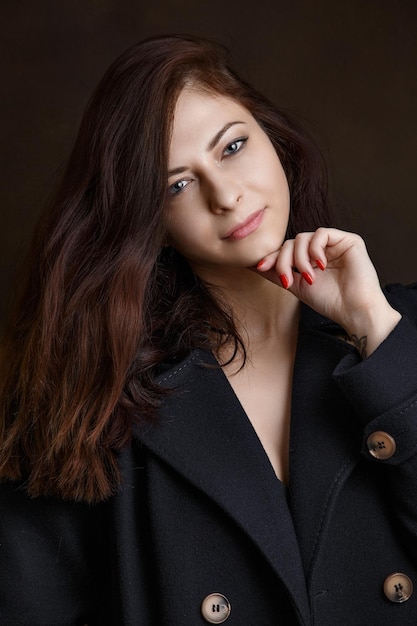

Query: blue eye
left=168, top=179, right=189, bottom=195
left=223, top=137, right=247, bottom=156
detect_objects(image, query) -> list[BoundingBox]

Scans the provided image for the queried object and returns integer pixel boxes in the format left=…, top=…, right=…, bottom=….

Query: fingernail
left=315, top=258, right=325, bottom=271
left=302, top=271, right=314, bottom=285
left=279, top=274, right=289, bottom=289
left=257, top=258, right=267, bottom=270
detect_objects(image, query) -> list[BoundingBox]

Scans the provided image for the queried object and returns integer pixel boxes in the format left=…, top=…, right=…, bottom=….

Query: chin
left=253, top=239, right=284, bottom=261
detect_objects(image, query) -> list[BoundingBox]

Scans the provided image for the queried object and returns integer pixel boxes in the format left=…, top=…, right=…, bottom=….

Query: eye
left=168, top=179, right=189, bottom=196
left=223, top=137, right=248, bottom=156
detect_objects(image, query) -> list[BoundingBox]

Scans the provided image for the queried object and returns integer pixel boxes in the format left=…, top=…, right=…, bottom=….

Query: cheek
left=268, top=154, right=288, bottom=186
left=166, top=214, right=203, bottom=253
left=246, top=144, right=288, bottom=193
left=270, top=163, right=290, bottom=203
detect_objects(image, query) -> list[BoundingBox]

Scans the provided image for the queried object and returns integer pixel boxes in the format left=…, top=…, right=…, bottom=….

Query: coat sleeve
left=0, top=481, right=111, bottom=625
left=333, top=283, right=417, bottom=559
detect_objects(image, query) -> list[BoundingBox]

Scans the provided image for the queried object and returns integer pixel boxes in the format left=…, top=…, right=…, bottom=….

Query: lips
left=223, top=209, right=265, bottom=240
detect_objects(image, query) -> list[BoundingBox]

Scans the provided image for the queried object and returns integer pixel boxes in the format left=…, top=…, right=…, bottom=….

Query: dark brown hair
left=0, top=35, right=331, bottom=502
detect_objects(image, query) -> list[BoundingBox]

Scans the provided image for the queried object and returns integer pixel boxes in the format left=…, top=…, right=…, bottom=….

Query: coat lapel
left=288, top=306, right=361, bottom=578
left=135, top=349, right=310, bottom=623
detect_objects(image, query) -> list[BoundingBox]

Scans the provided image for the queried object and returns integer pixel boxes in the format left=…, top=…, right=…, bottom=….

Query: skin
left=165, top=86, right=402, bottom=482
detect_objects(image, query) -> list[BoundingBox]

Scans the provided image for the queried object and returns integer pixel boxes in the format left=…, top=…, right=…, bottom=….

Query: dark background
left=2, top=0, right=417, bottom=326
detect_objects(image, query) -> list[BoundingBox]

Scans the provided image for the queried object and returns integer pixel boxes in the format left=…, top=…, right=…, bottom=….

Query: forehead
left=169, top=88, right=253, bottom=157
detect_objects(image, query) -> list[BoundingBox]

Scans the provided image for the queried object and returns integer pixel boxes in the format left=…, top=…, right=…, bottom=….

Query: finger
left=304, top=228, right=331, bottom=272
left=255, top=249, right=280, bottom=272
left=306, top=227, right=333, bottom=269
left=309, top=227, right=364, bottom=266
left=251, top=247, right=291, bottom=289
left=270, top=237, right=318, bottom=289
left=273, top=239, right=297, bottom=289
left=292, top=232, right=318, bottom=285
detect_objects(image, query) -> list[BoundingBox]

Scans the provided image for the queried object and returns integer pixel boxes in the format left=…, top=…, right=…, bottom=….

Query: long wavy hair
left=0, top=35, right=331, bottom=502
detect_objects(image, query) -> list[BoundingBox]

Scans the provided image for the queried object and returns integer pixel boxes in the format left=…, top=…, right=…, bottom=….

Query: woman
left=1, top=34, right=417, bottom=625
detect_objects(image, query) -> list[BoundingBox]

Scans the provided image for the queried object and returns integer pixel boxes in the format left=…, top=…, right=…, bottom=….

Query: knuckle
left=281, top=238, right=293, bottom=249
left=349, top=231, right=365, bottom=246
left=294, top=231, right=311, bottom=243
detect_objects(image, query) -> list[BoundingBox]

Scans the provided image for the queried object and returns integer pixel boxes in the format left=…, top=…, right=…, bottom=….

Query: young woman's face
left=165, top=87, right=290, bottom=282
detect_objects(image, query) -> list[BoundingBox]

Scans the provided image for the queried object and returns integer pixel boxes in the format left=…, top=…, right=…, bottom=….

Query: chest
left=224, top=345, right=295, bottom=484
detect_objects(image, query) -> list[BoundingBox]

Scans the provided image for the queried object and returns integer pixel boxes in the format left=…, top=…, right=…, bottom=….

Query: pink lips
left=224, top=209, right=265, bottom=240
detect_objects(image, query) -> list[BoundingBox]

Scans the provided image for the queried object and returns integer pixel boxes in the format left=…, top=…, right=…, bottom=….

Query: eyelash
left=168, top=135, right=249, bottom=196
left=223, top=136, right=248, bottom=156
left=168, top=179, right=189, bottom=195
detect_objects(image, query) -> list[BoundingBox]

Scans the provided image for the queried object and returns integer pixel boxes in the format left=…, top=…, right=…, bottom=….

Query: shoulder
left=0, top=479, right=106, bottom=556
left=0, top=480, right=110, bottom=622
left=155, top=348, right=217, bottom=389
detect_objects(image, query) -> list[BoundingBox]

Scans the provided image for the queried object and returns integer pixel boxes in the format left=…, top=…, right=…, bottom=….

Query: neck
left=199, top=265, right=301, bottom=352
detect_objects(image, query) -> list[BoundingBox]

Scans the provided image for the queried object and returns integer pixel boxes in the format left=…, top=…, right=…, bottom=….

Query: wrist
left=344, top=304, right=402, bottom=358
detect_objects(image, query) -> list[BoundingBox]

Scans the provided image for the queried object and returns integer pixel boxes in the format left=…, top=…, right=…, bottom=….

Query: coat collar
left=288, top=308, right=359, bottom=578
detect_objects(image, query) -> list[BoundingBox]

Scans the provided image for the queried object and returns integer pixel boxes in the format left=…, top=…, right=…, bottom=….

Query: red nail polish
left=257, top=259, right=267, bottom=270
left=315, top=258, right=325, bottom=271
left=302, top=271, right=313, bottom=285
left=279, top=274, right=289, bottom=289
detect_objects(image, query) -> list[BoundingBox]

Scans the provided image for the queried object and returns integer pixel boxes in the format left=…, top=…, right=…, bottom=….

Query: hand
left=254, top=228, right=402, bottom=357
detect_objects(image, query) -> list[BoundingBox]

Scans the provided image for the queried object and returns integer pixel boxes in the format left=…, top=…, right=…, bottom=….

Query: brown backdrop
left=2, top=0, right=417, bottom=325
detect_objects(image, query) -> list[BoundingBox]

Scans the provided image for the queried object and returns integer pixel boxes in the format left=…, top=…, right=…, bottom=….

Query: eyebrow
left=167, top=120, right=246, bottom=177
left=207, top=120, right=245, bottom=151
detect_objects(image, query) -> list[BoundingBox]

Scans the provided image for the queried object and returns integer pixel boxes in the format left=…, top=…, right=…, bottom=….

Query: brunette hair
left=0, top=34, right=331, bottom=502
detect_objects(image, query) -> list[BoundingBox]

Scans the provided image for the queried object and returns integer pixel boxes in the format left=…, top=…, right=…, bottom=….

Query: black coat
left=1, top=284, right=417, bottom=625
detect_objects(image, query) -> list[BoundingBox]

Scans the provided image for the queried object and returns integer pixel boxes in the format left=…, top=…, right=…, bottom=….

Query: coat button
left=201, top=593, right=231, bottom=623
left=383, top=573, right=413, bottom=603
left=366, top=431, right=396, bottom=460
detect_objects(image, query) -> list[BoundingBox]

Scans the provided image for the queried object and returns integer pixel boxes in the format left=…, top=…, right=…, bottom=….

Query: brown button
left=201, top=593, right=231, bottom=623
left=366, top=431, right=396, bottom=460
left=383, top=573, right=413, bottom=603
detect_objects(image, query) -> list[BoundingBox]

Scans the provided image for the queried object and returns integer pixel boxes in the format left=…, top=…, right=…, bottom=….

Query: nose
left=205, top=171, right=243, bottom=214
